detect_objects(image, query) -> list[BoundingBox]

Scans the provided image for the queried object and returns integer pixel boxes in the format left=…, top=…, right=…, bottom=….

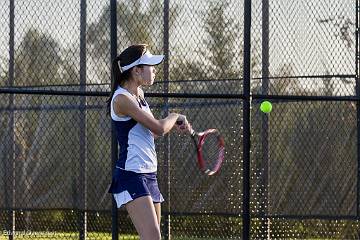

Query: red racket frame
left=194, top=129, right=225, bottom=176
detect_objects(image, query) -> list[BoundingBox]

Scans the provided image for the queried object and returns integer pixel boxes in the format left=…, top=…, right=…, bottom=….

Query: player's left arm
left=139, top=87, right=160, bottom=138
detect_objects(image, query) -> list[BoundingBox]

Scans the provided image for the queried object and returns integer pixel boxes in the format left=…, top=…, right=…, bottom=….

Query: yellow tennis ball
left=260, top=101, right=272, bottom=113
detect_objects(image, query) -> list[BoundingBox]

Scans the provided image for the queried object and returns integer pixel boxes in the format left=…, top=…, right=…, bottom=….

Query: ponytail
left=107, top=44, right=147, bottom=115
left=107, top=58, right=133, bottom=115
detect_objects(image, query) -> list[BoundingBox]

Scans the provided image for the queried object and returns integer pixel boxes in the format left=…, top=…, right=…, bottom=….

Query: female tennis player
left=107, top=44, right=190, bottom=240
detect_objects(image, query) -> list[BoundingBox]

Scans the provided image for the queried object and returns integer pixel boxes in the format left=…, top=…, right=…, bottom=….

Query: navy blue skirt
left=109, top=168, right=164, bottom=208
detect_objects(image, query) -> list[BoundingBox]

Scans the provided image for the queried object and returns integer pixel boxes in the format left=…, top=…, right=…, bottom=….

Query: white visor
left=118, top=51, right=164, bottom=73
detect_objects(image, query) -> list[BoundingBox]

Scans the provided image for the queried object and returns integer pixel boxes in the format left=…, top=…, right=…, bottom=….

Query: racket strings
left=201, top=133, right=222, bottom=170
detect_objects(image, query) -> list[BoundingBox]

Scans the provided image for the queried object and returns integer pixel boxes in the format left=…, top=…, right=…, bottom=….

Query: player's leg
left=153, top=202, right=161, bottom=226
left=126, top=195, right=161, bottom=240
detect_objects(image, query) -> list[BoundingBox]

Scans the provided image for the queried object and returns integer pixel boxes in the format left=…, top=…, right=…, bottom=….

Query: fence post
left=162, top=0, right=171, bottom=239
left=356, top=0, right=360, bottom=229
left=78, top=0, right=88, bottom=239
left=261, top=0, right=270, bottom=238
left=6, top=0, right=16, bottom=239
left=110, top=0, right=118, bottom=239
left=243, top=0, right=252, bottom=239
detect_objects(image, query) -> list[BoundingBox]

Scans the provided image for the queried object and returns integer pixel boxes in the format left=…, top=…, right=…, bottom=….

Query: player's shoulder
left=113, top=93, right=140, bottom=109
left=113, top=87, right=130, bottom=97
left=113, top=87, right=132, bottom=102
left=113, top=93, right=130, bottom=102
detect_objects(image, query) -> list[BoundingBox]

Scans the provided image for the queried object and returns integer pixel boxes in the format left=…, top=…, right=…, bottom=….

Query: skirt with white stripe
left=109, top=168, right=164, bottom=208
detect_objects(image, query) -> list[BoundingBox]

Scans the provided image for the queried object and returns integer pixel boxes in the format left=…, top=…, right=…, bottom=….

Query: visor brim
left=140, top=54, right=164, bottom=66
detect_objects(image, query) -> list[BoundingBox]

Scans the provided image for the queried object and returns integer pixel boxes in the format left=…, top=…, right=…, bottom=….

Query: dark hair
left=107, top=44, right=147, bottom=114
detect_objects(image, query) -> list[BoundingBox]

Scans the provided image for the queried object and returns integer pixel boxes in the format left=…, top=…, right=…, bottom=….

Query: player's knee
left=141, top=227, right=161, bottom=240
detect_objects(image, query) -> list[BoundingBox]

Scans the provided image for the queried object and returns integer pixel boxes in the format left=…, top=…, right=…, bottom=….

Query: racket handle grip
left=176, top=120, right=183, bottom=125
left=176, top=115, right=186, bottom=125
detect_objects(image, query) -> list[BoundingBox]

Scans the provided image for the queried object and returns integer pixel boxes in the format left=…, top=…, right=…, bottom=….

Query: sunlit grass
left=0, top=232, right=334, bottom=239
left=0, top=232, right=241, bottom=240
left=0, top=232, right=138, bottom=240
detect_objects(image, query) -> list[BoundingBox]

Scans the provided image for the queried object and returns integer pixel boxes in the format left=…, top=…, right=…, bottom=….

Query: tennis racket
left=176, top=119, right=225, bottom=176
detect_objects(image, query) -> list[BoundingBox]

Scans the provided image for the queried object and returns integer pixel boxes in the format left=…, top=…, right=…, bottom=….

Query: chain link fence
left=0, top=0, right=359, bottom=239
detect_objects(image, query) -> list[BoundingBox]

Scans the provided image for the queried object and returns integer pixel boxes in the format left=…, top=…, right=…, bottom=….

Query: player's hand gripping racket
left=176, top=118, right=225, bottom=176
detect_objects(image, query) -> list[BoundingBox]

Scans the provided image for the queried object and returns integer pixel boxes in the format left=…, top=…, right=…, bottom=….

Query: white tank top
left=111, top=86, right=157, bottom=173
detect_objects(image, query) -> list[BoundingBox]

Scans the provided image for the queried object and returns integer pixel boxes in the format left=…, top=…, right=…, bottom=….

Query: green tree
left=87, top=1, right=180, bottom=84
left=0, top=57, right=8, bottom=86
left=202, top=1, right=240, bottom=79
left=14, top=29, right=61, bottom=86
left=171, top=1, right=244, bottom=82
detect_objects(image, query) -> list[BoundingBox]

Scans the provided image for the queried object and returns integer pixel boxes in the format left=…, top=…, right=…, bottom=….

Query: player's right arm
left=113, top=94, right=179, bottom=136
